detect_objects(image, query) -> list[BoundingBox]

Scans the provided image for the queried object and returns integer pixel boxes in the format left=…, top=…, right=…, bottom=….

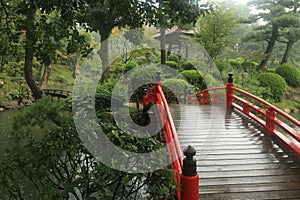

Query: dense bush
left=275, top=63, right=300, bottom=87
left=162, top=79, right=189, bottom=103
left=215, top=60, right=233, bottom=72
left=180, top=70, right=206, bottom=90
left=166, top=61, right=179, bottom=70
left=241, top=60, right=258, bottom=72
left=257, top=72, right=287, bottom=102
left=167, top=54, right=180, bottom=63
left=181, top=60, right=194, bottom=70
left=0, top=98, right=177, bottom=199
left=95, top=79, right=119, bottom=111
left=228, top=58, right=242, bottom=70
left=124, top=61, right=138, bottom=73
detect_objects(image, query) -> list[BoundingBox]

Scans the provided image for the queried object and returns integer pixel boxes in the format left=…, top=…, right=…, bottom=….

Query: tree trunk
left=39, top=63, right=52, bottom=89
left=281, top=40, right=294, bottom=64
left=259, top=23, right=278, bottom=70
left=24, top=6, right=42, bottom=99
left=98, top=29, right=111, bottom=81
left=73, top=50, right=80, bottom=78
left=160, top=27, right=166, bottom=65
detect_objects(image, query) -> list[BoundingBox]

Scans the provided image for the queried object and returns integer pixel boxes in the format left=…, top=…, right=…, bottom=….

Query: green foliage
left=181, top=60, right=195, bottom=70
left=180, top=70, right=207, bottom=90
left=162, top=79, right=190, bottom=102
left=195, top=6, right=240, bottom=60
left=167, top=54, right=180, bottom=63
left=166, top=61, right=179, bottom=70
left=95, top=79, right=120, bottom=111
left=127, top=64, right=161, bottom=86
left=275, top=63, right=300, bottom=87
left=124, top=61, right=138, bottom=73
left=0, top=97, right=177, bottom=199
left=257, top=72, right=287, bottom=102
left=228, top=58, right=242, bottom=70
left=3, top=62, right=24, bottom=77
left=215, top=60, right=233, bottom=72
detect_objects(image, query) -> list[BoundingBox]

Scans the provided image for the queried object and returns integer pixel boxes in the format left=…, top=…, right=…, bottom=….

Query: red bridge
left=143, top=73, right=300, bottom=200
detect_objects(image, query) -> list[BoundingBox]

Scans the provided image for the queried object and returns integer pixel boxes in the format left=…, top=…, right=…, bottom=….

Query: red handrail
left=190, top=83, right=300, bottom=157
left=188, top=86, right=226, bottom=105
left=231, top=87, right=300, bottom=157
left=143, top=82, right=183, bottom=199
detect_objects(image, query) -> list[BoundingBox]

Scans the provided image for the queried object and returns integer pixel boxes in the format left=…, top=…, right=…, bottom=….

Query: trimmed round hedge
left=275, top=63, right=300, bottom=87
left=162, top=79, right=189, bottom=103
left=180, top=70, right=206, bottom=90
left=166, top=61, right=179, bottom=70
left=167, top=54, right=180, bottom=63
left=257, top=72, right=287, bottom=102
left=181, top=60, right=194, bottom=70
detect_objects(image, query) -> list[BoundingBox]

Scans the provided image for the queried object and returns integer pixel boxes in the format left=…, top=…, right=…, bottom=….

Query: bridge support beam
left=181, top=145, right=198, bottom=200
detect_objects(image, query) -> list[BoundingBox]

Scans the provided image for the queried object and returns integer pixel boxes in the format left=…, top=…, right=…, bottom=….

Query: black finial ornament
left=182, top=145, right=197, bottom=176
left=228, top=73, right=233, bottom=83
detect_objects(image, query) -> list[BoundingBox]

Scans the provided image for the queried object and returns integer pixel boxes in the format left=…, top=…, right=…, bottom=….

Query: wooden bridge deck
left=171, top=104, right=300, bottom=200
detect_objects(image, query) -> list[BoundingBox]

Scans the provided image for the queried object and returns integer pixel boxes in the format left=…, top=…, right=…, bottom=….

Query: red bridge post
left=226, top=73, right=234, bottom=107
left=266, top=106, right=275, bottom=133
left=181, top=145, right=198, bottom=200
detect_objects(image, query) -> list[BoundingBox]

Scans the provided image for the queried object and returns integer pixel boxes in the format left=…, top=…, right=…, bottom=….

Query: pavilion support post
left=160, top=28, right=166, bottom=65
left=226, top=73, right=234, bottom=107
left=181, top=145, right=199, bottom=200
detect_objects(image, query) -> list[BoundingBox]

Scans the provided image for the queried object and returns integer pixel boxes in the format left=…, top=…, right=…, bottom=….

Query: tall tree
left=195, top=5, right=240, bottom=60
left=7, top=0, right=86, bottom=99
left=276, top=0, right=300, bottom=64
left=247, top=0, right=286, bottom=70
left=85, top=0, right=209, bottom=80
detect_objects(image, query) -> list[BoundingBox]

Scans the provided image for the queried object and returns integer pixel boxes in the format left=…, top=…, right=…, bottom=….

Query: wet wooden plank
left=172, top=104, right=300, bottom=199
left=199, top=190, right=300, bottom=200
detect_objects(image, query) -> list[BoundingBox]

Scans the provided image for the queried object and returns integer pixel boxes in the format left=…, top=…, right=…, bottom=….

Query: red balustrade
left=188, top=87, right=226, bottom=105
left=143, top=73, right=300, bottom=199
left=143, top=73, right=184, bottom=199
left=230, top=87, right=300, bottom=157
left=188, top=74, right=300, bottom=157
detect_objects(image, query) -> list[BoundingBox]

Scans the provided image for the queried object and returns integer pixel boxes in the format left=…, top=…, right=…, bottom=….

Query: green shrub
left=95, top=79, right=119, bottom=111
left=124, top=61, right=138, bottom=73
left=267, top=68, right=276, bottom=73
left=162, top=79, right=189, bottom=93
left=167, top=54, right=180, bottom=63
left=215, top=60, right=233, bottom=72
left=181, top=60, right=194, bottom=70
left=165, top=61, right=178, bottom=70
left=275, top=63, right=300, bottom=87
left=257, top=72, right=287, bottom=102
left=162, top=79, right=189, bottom=103
left=228, top=59, right=242, bottom=70
left=180, top=70, right=206, bottom=90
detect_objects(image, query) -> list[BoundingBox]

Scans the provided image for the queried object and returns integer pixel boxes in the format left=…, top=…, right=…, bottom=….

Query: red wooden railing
left=187, top=86, right=226, bottom=105
left=188, top=74, right=300, bottom=157
left=143, top=74, right=183, bottom=199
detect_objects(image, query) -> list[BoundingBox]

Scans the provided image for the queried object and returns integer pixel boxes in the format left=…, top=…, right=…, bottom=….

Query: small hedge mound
left=165, top=61, right=179, bottom=70
left=167, top=54, right=180, bottom=63
left=162, top=79, right=189, bottom=102
left=180, top=70, right=206, bottom=90
left=275, top=63, right=300, bottom=87
left=257, top=72, right=287, bottom=102
left=181, top=60, right=194, bottom=70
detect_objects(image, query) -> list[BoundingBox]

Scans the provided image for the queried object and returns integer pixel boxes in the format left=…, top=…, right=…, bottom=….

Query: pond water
left=0, top=109, right=19, bottom=153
